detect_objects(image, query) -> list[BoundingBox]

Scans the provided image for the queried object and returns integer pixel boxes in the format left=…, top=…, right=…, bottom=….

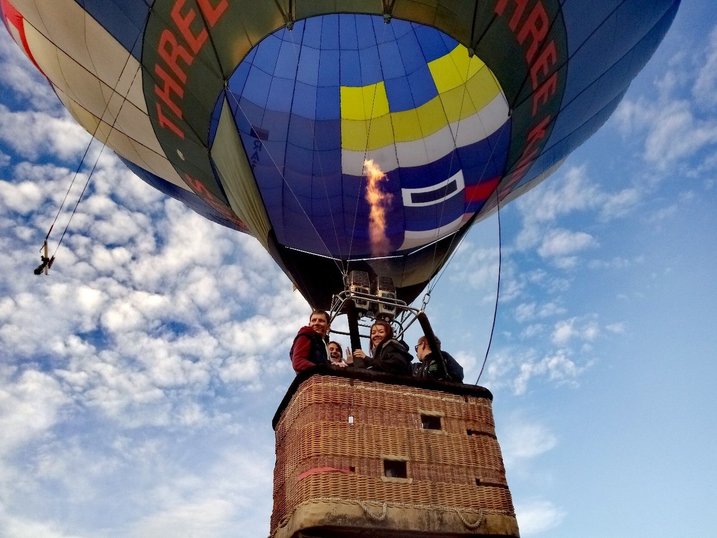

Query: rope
left=274, top=497, right=502, bottom=533
left=31, top=17, right=144, bottom=264
left=359, top=500, right=388, bottom=521
left=454, top=507, right=484, bottom=529
left=475, top=195, right=502, bottom=385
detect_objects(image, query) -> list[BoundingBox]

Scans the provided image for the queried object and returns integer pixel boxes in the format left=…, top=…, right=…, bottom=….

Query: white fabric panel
left=19, top=8, right=186, bottom=190
left=342, top=92, right=509, bottom=172
left=451, top=92, right=509, bottom=148
left=12, top=0, right=146, bottom=111
left=398, top=214, right=467, bottom=251
left=401, top=169, right=465, bottom=207
left=57, top=88, right=187, bottom=190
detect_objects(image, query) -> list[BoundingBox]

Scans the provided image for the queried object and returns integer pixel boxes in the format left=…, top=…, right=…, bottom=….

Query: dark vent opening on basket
left=383, top=459, right=407, bottom=478
left=421, top=414, right=442, bottom=430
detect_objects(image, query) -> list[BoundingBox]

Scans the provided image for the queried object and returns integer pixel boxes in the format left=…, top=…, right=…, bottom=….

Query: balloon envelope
left=1, top=0, right=680, bottom=308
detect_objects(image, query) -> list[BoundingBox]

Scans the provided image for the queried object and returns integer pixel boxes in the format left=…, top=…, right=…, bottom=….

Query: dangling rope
left=33, top=22, right=143, bottom=275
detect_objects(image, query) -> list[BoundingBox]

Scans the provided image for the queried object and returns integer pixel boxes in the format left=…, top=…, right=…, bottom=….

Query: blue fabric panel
left=313, top=119, right=341, bottom=151
left=267, top=76, right=294, bottom=113
left=260, top=108, right=290, bottom=143
left=275, top=39, right=300, bottom=78
left=397, top=151, right=461, bottom=189
left=242, top=67, right=272, bottom=107
left=285, top=142, right=315, bottom=175
left=397, top=28, right=427, bottom=75
left=414, top=24, right=449, bottom=62
left=385, top=75, right=414, bottom=112
left=317, top=49, right=340, bottom=86
left=312, top=148, right=342, bottom=177
left=457, top=126, right=511, bottom=181
left=300, top=17, right=320, bottom=49
left=340, top=49, right=362, bottom=86
left=563, top=1, right=676, bottom=105
left=355, top=14, right=377, bottom=50
left=338, top=14, right=358, bottom=50
left=320, top=14, right=339, bottom=50
left=406, top=66, right=437, bottom=109
left=377, top=39, right=404, bottom=79
left=297, top=45, right=320, bottom=86
left=288, top=114, right=316, bottom=150
left=253, top=34, right=282, bottom=73
left=403, top=193, right=464, bottom=232
left=73, top=0, right=149, bottom=58
left=525, top=93, right=625, bottom=190
left=292, top=81, right=317, bottom=119
left=227, top=60, right=251, bottom=96
left=314, top=85, right=340, bottom=120
left=359, top=44, right=383, bottom=86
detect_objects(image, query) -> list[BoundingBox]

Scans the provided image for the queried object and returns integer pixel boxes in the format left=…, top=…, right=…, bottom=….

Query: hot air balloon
left=0, top=0, right=680, bottom=311
left=2, top=2, right=681, bottom=537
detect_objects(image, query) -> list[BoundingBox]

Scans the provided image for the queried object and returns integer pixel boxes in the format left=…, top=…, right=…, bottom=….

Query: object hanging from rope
left=33, top=241, right=55, bottom=275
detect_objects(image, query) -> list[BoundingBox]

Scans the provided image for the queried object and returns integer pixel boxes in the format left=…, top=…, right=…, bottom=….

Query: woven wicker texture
left=271, top=374, right=519, bottom=537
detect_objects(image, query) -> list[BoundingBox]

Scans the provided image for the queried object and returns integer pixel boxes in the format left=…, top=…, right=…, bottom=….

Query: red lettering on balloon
left=151, top=0, right=228, bottom=139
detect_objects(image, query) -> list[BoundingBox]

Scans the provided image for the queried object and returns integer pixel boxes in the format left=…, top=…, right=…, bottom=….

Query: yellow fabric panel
left=437, top=66, right=497, bottom=122
left=340, top=45, right=502, bottom=150
left=340, top=82, right=389, bottom=120
left=390, top=107, right=423, bottom=142
left=341, top=114, right=395, bottom=151
left=415, top=97, right=448, bottom=138
left=365, top=114, right=395, bottom=148
left=429, top=45, right=485, bottom=93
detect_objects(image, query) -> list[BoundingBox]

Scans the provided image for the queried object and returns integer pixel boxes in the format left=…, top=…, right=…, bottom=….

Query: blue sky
left=1, top=2, right=715, bottom=537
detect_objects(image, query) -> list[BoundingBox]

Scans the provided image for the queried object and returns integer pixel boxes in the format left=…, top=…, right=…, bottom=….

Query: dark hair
left=418, top=335, right=441, bottom=349
left=370, top=320, right=394, bottom=349
left=328, top=341, right=343, bottom=357
left=309, top=310, right=329, bottom=323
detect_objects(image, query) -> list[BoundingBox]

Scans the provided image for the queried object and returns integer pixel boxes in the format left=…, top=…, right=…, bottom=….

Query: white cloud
left=0, top=514, right=86, bottom=538
left=693, top=26, right=717, bottom=109
left=515, top=499, right=566, bottom=536
left=501, top=416, right=558, bottom=467
left=0, top=369, right=69, bottom=456
left=0, top=105, right=92, bottom=162
left=516, top=166, right=599, bottom=225
left=0, top=180, right=44, bottom=213
left=551, top=317, right=600, bottom=346
left=483, top=346, right=589, bottom=396
left=514, top=301, right=565, bottom=323
left=537, top=228, right=596, bottom=259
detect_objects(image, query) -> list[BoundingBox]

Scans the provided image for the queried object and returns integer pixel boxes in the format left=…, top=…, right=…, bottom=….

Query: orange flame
left=363, top=159, right=393, bottom=257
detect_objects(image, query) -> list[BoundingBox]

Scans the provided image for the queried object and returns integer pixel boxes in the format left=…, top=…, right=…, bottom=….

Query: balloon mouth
left=210, top=13, right=510, bottom=262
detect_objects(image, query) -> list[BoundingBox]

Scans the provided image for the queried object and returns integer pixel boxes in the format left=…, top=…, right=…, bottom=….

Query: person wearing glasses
left=289, top=310, right=331, bottom=373
left=413, top=335, right=464, bottom=382
left=351, top=320, right=412, bottom=376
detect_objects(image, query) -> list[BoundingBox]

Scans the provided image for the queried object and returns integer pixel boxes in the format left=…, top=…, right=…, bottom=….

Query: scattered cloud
left=515, top=499, right=566, bottom=536
left=500, top=415, right=558, bottom=467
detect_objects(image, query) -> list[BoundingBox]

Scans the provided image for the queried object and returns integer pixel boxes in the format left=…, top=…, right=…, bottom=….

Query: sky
left=0, top=2, right=715, bottom=537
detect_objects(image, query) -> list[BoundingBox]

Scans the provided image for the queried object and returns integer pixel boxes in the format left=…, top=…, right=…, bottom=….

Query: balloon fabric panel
left=1, top=0, right=681, bottom=307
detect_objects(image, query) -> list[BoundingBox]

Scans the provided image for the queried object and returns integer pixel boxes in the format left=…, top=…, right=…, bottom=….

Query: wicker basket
left=270, top=369, right=519, bottom=537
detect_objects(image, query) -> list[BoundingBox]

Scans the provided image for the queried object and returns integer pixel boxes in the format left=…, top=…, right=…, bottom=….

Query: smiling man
left=289, top=310, right=331, bottom=373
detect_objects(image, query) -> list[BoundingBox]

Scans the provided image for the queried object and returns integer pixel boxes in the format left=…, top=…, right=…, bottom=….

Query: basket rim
left=273, top=367, right=493, bottom=429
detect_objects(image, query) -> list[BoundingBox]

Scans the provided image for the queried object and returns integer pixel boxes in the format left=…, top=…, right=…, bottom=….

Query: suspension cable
left=475, top=195, right=502, bottom=385
left=34, top=20, right=143, bottom=267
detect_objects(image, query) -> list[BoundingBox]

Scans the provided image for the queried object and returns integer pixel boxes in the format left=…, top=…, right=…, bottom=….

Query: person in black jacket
left=351, top=320, right=412, bottom=376
left=413, top=335, right=464, bottom=382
